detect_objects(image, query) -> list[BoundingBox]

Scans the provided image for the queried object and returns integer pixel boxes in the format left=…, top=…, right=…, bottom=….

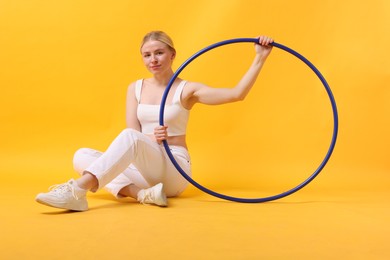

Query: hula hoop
left=159, top=38, right=338, bottom=203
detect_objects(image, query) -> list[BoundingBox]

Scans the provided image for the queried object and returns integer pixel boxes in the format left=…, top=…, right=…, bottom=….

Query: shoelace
left=48, top=183, right=79, bottom=199
left=139, top=190, right=153, bottom=204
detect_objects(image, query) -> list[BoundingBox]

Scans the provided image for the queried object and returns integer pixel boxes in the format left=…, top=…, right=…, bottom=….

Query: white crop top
left=135, top=79, right=190, bottom=136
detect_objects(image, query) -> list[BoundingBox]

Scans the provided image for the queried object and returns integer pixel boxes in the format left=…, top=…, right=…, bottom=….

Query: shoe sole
left=35, top=196, right=88, bottom=212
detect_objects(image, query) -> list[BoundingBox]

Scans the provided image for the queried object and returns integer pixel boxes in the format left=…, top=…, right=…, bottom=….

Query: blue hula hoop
left=159, top=38, right=338, bottom=203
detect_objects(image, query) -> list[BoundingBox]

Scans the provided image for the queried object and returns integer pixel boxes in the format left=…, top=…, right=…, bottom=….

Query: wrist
left=253, top=54, right=267, bottom=65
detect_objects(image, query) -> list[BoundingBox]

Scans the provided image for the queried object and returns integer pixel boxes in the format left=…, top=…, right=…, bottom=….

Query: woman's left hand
left=154, top=125, right=168, bottom=144
left=255, top=36, right=274, bottom=60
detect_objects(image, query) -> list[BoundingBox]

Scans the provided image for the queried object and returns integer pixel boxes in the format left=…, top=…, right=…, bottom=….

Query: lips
left=150, top=65, right=161, bottom=70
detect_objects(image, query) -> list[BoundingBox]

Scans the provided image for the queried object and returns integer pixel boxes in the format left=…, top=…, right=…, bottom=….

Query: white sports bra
left=135, top=79, right=190, bottom=136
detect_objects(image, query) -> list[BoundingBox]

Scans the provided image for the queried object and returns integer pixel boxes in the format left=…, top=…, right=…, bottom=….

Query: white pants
left=73, top=128, right=191, bottom=198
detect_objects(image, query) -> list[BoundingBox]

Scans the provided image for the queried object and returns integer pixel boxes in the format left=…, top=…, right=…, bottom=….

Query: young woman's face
left=141, top=40, right=175, bottom=75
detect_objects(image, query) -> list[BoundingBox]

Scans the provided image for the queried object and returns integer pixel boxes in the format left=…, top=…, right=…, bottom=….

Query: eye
left=143, top=53, right=151, bottom=58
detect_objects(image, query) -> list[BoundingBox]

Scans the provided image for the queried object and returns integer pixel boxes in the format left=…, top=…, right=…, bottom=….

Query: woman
left=36, top=31, right=273, bottom=211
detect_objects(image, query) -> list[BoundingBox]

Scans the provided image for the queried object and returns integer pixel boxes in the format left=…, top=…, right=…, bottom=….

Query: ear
left=171, top=52, right=176, bottom=60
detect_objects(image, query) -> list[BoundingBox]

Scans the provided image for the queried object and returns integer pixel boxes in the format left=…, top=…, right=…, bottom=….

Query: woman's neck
left=152, top=70, right=174, bottom=87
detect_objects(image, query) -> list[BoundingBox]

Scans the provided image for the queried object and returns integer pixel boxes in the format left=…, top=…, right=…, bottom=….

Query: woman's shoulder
left=129, top=78, right=144, bottom=85
left=126, top=79, right=144, bottom=98
left=127, top=79, right=144, bottom=89
left=182, top=80, right=207, bottom=92
left=181, top=80, right=208, bottom=102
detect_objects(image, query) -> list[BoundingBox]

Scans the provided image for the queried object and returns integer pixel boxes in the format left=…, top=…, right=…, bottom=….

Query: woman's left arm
left=183, top=36, right=273, bottom=108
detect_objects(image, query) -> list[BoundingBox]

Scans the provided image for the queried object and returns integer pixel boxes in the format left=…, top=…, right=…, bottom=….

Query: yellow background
left=0, top=0, right=389, bottom=259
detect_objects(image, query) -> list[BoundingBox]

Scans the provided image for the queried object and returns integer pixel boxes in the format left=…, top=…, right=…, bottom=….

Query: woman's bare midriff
left=146, top=134, right=187, bottom=149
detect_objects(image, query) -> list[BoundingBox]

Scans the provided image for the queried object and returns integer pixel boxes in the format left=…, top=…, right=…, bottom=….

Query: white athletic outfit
left=72, top=79, right=191, bottom=198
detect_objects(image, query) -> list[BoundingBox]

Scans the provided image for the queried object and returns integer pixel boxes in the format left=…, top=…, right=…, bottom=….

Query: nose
left=151, top=54, right=158, bottom=63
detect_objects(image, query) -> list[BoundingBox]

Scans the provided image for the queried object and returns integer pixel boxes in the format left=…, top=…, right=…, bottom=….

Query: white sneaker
left=35, top=179, right=88, bottom=211
left=137, top=183, right=167, bottom=207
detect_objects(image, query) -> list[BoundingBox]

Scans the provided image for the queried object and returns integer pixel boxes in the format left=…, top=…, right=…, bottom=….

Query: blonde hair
left=140, top=31, right=176, bottom=53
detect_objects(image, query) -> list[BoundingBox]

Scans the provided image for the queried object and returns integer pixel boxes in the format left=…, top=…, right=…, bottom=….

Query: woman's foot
left=137, top=183, right=167, bottom=207
left=35, top=179, right=88, bottom=211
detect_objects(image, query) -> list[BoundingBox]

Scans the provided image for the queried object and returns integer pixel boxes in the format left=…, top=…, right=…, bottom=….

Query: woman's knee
left=73, top=148, right=98, bottom=160
left=73, top=148, right=101, bottom=174
left=118, top=128, right=144, bottom=145
left=120, top=128, right=140, bottom=138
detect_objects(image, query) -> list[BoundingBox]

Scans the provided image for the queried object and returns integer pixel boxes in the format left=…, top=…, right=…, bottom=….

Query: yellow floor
left=1, top=176, right=389, bottom=259
left=1, top=1, right=389, bottom=259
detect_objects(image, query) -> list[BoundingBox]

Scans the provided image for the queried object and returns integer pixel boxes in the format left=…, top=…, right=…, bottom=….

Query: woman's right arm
left=126, top=82, right=142, bottom=131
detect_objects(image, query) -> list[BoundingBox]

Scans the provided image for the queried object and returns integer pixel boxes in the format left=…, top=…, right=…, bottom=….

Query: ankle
left=77, top=172, right=98, bottom=191
left=119, top=184, right=141, bottom=199
left=69, top=179, right=88, bottom=199
left=73, top=180, right=88, bottom=192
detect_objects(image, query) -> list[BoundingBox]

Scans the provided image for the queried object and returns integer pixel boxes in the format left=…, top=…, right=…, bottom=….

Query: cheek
left=142, top=57, right=150, bottom=65
left=163, top=55, right=173, bottom=64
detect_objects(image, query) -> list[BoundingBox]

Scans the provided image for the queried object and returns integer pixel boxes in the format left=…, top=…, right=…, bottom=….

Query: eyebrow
left=142, top=48, right=166, bottom=54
